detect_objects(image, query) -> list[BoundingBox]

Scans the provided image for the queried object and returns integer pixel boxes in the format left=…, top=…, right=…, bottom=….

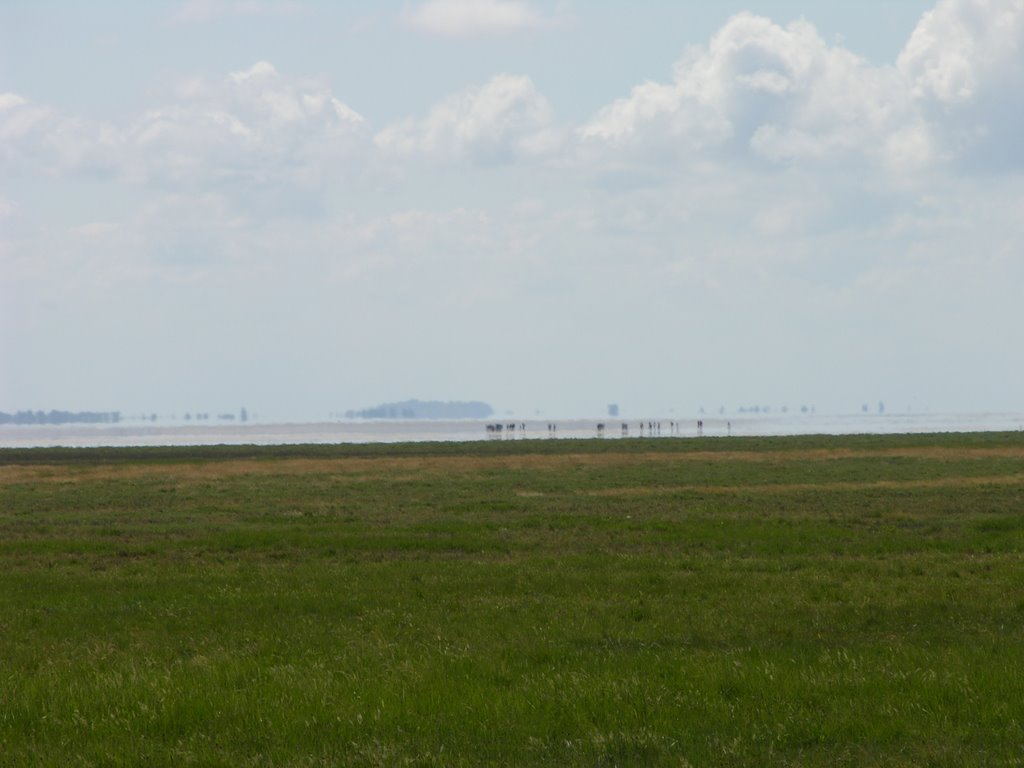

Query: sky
left=2, top=0, right=1023, bottom=422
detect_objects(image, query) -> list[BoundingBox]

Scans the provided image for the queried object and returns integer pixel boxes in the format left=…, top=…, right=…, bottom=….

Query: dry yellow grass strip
left=3, top=444, right=1024, bottom=486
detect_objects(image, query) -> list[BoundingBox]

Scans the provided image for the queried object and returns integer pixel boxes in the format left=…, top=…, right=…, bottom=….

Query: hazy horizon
left=3, top=400, right=1022, bottom=427
left=3, top=0, right=1022, bottom=423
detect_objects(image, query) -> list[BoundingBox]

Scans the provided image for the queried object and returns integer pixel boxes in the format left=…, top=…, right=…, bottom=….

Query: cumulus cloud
left=0, top=93, right=44, bottom=133
left=124, top=61, right=366, bottom=204
left=0, top=92, right=51, bottom=147
left=579, top=2, right=1024, bottom=175
left=0, top=91, right=119, bottom=175
left=580, top=13, right=922, bottom=172
left=898, top=0, right=1024, bottom=169
left=899, top=0, right=1024, bottom=103
left=374, top=74, right=560, bottom=161
left=400, top=0, right=562, bottom=38
left=1, top=62, right=366, bottom=201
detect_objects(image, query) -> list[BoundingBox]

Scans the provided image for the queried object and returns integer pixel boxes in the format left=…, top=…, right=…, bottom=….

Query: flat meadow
left=1, top=432, right=1023, bottom=766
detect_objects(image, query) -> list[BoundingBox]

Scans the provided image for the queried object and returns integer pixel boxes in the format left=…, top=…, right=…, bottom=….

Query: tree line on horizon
left=0, top=410, right=122, bottom=425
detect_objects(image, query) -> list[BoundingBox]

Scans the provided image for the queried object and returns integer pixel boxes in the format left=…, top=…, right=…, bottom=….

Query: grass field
left=2, top=432, right=1024, bottom=766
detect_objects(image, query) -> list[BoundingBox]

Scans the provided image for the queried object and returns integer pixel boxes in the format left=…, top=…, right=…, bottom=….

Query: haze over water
left=3, top=412, right=1023, bottom=449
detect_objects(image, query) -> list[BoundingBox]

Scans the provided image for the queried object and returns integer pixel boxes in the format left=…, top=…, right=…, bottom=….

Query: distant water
left=2, top=413, right=1023, bottom=449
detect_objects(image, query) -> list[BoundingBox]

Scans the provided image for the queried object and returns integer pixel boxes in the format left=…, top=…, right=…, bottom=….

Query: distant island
left=344, top=400, right=493, bottom=420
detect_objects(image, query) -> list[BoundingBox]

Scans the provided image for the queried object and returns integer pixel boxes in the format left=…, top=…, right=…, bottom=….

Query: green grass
left=2, top=433, right=1024, bottom=766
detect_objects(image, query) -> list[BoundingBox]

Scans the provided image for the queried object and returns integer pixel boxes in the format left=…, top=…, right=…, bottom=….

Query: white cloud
left=400, top=0, right=561, bottom=38
left=0, top=93, right=28, bottom=111
left=578, top=2, right=1024, bottom=175
left=899, top=0, right=1024, bottom=103
left=1, top=64, right=367, bottom=218
left=580, top=13, right=922, bottom=172
left=0, top=92, right=119, bottom=175
left=0, top=92, right=53, bottom=142
left=374, top=74, right=559, bottom=161
left=898, top=0, right=1024, bottom=169
left=228, top=60, right=279, bottom=84
left=124, top=61, right=366, bottom=205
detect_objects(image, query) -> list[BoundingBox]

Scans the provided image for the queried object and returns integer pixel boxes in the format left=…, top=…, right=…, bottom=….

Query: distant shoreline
left=1, top=412, right=1022, bottom=449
